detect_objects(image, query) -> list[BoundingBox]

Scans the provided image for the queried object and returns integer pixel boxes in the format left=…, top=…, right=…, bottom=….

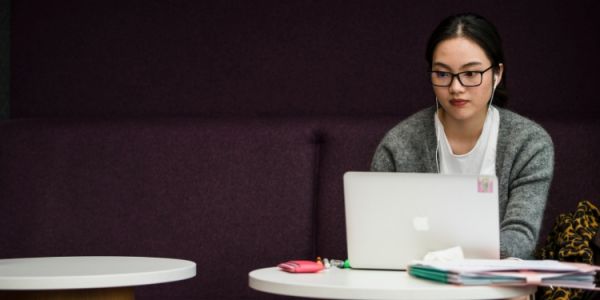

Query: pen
left=317, top=257, right=350, bottom=269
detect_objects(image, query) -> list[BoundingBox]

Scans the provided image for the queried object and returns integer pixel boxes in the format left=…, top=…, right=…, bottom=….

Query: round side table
left=0, top=256, right=196, bottom=300
left=249, top=267, right=536, bottom=300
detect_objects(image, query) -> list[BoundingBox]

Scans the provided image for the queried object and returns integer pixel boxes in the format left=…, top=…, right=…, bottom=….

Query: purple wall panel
left=10, top=1, right=600, bottom=118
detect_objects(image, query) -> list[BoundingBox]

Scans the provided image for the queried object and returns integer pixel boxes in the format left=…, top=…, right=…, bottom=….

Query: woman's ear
left=494, top=63, right=504, bottom=88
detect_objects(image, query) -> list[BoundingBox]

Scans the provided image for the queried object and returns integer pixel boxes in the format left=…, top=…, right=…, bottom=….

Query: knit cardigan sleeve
left=496, top=109, right=554, bottom=259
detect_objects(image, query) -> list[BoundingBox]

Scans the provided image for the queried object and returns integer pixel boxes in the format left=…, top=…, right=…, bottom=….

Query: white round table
left=0, top=256, right=196, bottom=300
left=249, top=267, right=536, bottom=300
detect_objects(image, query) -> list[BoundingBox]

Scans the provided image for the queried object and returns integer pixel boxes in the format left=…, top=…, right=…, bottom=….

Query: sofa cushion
left=0, top=118, right=319, bottom=300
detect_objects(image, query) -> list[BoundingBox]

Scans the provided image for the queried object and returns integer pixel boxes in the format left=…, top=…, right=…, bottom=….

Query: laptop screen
left=344, top=171, right=500, bottom=270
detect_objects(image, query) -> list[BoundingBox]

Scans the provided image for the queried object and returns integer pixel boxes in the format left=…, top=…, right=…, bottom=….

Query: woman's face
left=431, top=37, right=503, bottom=123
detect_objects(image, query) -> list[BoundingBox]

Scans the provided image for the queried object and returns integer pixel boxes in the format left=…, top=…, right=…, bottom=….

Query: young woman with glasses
left=371, top=13, right=554, bottom=259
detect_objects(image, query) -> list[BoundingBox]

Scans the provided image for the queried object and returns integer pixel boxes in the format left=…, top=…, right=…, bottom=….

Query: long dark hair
left=425, top=13, right=508, bottom=107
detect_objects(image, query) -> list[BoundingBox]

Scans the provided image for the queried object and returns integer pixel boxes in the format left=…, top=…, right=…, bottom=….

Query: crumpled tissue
left=422, top=246, right=464, bottom=262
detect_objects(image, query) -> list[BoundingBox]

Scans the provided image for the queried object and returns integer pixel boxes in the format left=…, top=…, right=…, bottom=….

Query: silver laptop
left=344, top=171, right=500, bottom=270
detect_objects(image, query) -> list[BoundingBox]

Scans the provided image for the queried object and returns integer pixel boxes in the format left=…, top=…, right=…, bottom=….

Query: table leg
left=0, top=287, right=135, bottom=300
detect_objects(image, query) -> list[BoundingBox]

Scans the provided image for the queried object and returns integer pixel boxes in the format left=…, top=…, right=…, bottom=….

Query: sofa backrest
left=537, top=118, right=600, bottom=242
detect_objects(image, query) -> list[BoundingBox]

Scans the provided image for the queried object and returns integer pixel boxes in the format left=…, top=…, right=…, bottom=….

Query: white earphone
left=435, top=97, right=441, bottom=173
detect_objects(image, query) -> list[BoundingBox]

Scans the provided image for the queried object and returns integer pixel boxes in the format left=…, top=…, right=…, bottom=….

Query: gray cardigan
left=371, top=106, right=554, bottom=259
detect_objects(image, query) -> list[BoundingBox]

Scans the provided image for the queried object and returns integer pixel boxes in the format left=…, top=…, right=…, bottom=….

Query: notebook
left=343, top=171, right=500, bottom=270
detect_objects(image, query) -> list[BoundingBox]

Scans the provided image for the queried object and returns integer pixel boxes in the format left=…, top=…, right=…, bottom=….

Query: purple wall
left=10, top=1, right=600, bottom=118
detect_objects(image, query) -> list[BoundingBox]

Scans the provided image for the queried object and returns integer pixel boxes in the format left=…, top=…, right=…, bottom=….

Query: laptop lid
left=344, top=171, right=500, bottom=270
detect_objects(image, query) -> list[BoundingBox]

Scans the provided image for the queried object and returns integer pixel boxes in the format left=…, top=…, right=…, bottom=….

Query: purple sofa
left=1, top=116, right=600, bottom=299
left=2, top=1, right=600, bottom=299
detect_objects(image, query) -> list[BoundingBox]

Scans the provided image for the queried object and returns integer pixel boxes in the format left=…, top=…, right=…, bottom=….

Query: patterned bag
left=537, top=200, right=600, bottom=300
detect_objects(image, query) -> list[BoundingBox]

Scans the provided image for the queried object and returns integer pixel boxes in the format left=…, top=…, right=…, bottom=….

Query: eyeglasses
left=428, top=65, right=494, bottom=87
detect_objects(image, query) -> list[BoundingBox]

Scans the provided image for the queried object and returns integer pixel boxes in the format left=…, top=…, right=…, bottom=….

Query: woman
left=371, top=13, right=554, bottom=259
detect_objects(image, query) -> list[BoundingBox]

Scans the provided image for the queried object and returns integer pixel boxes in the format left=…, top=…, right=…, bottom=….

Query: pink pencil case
left=278, top=260, right=323, bottom=273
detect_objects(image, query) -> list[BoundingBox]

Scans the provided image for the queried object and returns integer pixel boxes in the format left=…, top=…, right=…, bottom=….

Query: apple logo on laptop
left=413, top=217, right=430, bottom=231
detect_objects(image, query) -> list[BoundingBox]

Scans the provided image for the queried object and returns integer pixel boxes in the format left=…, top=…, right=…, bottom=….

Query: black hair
left=425, top=13, right=508, bottom=107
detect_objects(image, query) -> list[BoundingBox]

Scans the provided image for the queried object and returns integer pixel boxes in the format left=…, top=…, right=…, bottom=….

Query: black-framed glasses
left=428, top=65, right=495, bottom=87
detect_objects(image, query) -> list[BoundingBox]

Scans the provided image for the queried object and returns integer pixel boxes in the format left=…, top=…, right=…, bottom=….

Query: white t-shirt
left=434, top=106, right=500, bottom=175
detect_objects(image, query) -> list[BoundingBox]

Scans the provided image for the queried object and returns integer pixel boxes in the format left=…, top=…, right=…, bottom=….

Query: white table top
left=249, top=267, right=536, bottom=300
left=0, top=256, right=196, bottom=290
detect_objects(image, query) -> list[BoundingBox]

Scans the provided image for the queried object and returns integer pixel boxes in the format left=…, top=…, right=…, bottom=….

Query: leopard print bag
left=537, top=200, right=600, bottom=300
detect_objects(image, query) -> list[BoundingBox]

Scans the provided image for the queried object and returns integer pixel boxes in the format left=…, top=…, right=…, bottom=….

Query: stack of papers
left=408, top=259, right=600, bottom=289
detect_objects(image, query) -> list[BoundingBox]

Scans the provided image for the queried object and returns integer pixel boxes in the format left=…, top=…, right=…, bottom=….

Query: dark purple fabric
left=0, top=118, right=319, bottom=300
left=10, top=1, right=600, bottom=118
left=537, top=118, right=600, bottom=248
